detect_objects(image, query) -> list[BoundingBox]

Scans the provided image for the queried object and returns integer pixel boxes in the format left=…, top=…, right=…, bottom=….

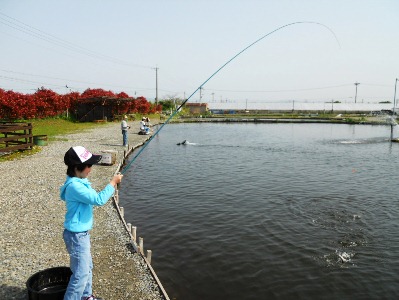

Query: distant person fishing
left=121, top=115, right=131, bottom=146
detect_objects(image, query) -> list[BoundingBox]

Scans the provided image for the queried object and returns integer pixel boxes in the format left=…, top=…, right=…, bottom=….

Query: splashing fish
left=336, top=251, right=353, bottom=263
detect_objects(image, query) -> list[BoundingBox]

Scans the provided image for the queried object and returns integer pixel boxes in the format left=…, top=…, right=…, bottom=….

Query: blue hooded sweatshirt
left=60, top=176, right=115, bottom=232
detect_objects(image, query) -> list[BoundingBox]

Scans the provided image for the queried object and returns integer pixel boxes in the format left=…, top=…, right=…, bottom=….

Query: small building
left=185, top=103, right=208, bottom=114
left=73, top=97, right=134, bottom=122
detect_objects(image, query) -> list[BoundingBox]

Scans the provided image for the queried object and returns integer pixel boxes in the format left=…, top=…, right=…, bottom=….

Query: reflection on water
left=120, top=123, right=399, bottom=300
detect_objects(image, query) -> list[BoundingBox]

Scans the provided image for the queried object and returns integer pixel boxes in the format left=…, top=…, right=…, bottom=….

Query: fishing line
left=121, top=21, right=340, bottom=174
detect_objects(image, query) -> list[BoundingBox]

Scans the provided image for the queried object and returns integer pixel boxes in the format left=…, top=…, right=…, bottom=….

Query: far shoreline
left=167, top=114, right=393, bottom=126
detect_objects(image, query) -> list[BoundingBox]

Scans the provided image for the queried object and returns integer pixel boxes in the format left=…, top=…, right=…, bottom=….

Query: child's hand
left=110, top=174, right=123, bottom=187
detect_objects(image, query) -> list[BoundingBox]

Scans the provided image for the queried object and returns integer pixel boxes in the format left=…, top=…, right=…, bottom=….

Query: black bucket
left=26, top=266, right=72, bottom=300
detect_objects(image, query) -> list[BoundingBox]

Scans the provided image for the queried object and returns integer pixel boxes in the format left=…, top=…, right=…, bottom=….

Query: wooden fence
left=0, top=122, right=33, bottom=152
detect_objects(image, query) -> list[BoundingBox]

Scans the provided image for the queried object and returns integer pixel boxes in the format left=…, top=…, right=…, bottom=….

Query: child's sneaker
left=84, top=295, right=103, bottom=300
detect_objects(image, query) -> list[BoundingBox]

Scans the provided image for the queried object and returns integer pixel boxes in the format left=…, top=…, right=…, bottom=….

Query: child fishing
left=60, top=146, right=123, bottom=300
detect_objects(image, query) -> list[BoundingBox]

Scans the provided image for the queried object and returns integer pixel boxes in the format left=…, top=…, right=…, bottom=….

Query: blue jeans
left=122, top=130, right=128, bottom=146
left=63, top=229, right=93, bottom=300
left=122, top=130, right=127, bottom=146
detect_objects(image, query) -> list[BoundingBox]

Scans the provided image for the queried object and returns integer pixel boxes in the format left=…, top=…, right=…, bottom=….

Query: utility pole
left=199, top=86, right=203, bottom=104
left=65, top=85, right=69, bottom=119
left=354, top=82, right=360, bottom=103
left=393, top=78, right=398, bottom=115
left=154, top=66, right=159, bottom=105
left=392, top=78, right=398, bottom=141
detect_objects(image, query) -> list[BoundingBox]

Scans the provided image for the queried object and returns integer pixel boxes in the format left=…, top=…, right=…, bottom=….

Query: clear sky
left=1, top=0, right=398, bottom=105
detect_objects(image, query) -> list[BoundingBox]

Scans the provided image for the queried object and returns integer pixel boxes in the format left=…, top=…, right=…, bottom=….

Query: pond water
left=119, top=123, right=399, bottom=300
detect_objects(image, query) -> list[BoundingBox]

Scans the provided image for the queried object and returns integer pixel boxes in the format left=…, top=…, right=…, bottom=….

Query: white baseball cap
left=64, top=146, right=102, bottom=166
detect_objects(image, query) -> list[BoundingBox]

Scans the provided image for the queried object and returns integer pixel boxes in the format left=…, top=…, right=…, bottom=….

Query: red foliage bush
left=134, top=96, right=151, bottom=113
left=33, top=87, right=64, bottom=118
left=0, top=89, right=35, bottom=119
left=81, top=88, right=116, bottom=99
left=63, top=91, right=81, bottom=115
left=0, top=87, right=161, bottom=120
left=116, top=92, right=129, bottom=98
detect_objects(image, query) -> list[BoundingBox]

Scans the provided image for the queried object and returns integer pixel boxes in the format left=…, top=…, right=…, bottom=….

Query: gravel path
left=0, top=121, right=167, bottom=300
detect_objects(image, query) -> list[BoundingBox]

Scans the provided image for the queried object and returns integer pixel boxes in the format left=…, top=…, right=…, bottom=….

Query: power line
left=0, top=12, right=152, bottom=69
left=0, top=70, right=154, bottom=91
left=0, top=75, right=66, bottom=88
left=0, top=69, right=152, bottom=90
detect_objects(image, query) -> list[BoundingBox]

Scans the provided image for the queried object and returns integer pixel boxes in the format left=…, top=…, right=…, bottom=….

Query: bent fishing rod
left=120, top=21, right=340, bottom=174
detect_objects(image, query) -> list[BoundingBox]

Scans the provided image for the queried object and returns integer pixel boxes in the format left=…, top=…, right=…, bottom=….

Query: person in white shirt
left=121, top=115, right=130, bottom=146
left=140, top=117, right=150, bottom=134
